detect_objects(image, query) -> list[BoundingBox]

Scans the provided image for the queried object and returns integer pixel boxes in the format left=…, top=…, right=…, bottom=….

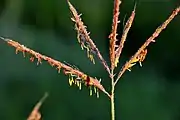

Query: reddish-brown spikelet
left=115, top=6, right=180, bottom=85
left=27, top=93, right=48, bottom=120
left=115, top=4, right=136, bottom=67
left=1, top=38, right=110, bottom=98
left=109, top=0, right=121, bottom=71
left=67, top=0, right=111, bottom=76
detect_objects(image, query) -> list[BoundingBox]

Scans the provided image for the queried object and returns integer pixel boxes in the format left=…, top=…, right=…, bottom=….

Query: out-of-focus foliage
left=0, top=0, right=180, bottom=120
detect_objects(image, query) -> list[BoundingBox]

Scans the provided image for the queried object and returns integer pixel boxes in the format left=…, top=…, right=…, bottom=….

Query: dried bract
left=27, top=93, right=48, bottom=120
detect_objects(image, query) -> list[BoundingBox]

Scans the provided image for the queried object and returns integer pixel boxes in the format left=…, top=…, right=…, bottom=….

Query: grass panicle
left=0, top=1, right=180, bottom=120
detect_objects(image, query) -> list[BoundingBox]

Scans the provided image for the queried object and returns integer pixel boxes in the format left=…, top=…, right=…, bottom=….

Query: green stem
left=111, top=86, right=115, bottom=120
left=111, top=71, right=115, bottom=120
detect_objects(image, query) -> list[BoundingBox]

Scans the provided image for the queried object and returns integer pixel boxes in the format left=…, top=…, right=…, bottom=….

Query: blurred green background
left=0, top=0, right=180, bottom=120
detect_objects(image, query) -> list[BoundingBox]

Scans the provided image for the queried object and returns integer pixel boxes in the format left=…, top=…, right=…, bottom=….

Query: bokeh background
left=0, top=0, right=180, bottom=120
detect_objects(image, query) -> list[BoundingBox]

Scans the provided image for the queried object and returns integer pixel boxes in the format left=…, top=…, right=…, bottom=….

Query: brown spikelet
left=67, top=0, right=111, bottom=75
left=126, top=49, right=147, bottom=71
left=27, top=93, right=48, bottom=120
left=114, top=4, right=136, bottom=67
left=109, top=0, right=121, bottom=71
left=0, top=38, right=110, bottom=98
left=115, top=6, right=180, bottom=85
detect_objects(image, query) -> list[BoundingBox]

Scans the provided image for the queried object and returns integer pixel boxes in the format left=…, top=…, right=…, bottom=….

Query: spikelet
left=62, top=61, right=102, bottom=97
left=127, top=49, right=147, bottom=71
left=64, top=67, right=102, bottom=98
left=75, top=24, right=96, bottom=64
